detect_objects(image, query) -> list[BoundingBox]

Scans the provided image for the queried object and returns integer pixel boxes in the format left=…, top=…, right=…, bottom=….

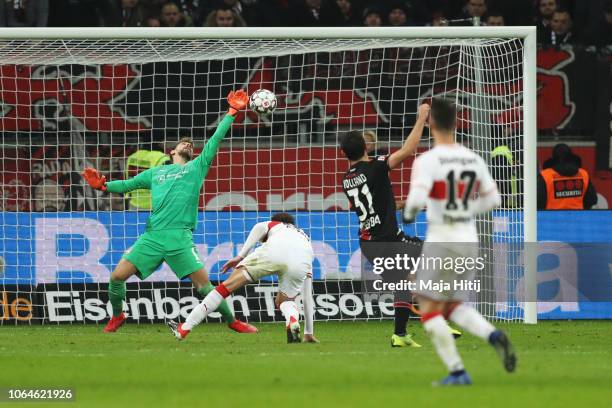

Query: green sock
left=198, top=282, right=235, bottom=324
left=108, top=279, right=126, bottom=317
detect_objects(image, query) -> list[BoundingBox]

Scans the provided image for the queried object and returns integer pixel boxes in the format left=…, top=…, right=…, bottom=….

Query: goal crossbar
left=0, top=26, right=537, bottom=40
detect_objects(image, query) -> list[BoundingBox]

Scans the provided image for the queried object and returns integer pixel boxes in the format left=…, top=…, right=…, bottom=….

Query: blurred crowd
left=0, top=0, right=609, bottom=46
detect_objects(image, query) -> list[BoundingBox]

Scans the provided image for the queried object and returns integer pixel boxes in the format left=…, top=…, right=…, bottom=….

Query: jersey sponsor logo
left=157, top=168, right=189, bottom=183
left=0, top=64, right=150, bottom=132
left=360, top=214, right=381, bottom=231
left=553, top=178, right=584, bottom=198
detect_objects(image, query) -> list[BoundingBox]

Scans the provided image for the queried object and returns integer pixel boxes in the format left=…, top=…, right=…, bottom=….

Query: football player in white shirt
left=169, top=213, right=317, bottom=343
left=403, top=98, right=516, bottom=386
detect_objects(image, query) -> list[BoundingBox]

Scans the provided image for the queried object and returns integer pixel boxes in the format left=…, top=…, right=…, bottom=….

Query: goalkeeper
left=82, top=90, right=257, bottom=334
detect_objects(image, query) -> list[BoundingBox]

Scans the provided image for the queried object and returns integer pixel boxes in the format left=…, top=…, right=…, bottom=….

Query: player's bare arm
left=221, top=221, right=269, bottom=273
left=387, top=103, right=430, bottom=170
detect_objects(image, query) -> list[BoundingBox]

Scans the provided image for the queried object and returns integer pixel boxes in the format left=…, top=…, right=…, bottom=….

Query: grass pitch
left=0, top=321, right=611, bottom=407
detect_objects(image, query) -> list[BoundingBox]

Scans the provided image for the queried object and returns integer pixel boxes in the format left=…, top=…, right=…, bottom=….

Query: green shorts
left=123, top=229, right=204, bottom=280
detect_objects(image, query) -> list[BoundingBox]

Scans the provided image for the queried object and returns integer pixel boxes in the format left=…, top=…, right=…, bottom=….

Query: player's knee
left=111, top=260, right=136, bottom=281
left=110, top=268, right=126, bottom=281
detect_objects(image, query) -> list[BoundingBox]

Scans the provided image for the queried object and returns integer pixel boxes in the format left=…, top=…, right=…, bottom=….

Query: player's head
left=171, top=137, right=193, bottom=163
left=340, top=131, right=367, bottom=161
left=271, top=212, right=295, bottom=225
left=430, top=98, right=456, bottom=141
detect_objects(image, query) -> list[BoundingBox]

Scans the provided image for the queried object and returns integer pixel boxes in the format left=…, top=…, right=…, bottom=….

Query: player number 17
left=347, top=184, right=375, bottom=222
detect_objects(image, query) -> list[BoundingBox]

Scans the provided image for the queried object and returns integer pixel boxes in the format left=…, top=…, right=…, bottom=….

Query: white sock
left=449, top=304, right=495, bottom=341
left=423, top=314, right=464, bottom=373
left=279, top=301, right=299, bottom=327
left=302, top=275, right=314, bottom=335
left=183, top=289, right=225, bottom=331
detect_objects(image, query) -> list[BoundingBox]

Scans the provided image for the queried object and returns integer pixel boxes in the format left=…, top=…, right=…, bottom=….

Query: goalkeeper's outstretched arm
left=82, top=167, right=152, bottom=194
left=193, top=90, right=249, bottom=174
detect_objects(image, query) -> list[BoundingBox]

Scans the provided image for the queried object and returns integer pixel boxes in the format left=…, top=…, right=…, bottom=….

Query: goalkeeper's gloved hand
left=227, top=89, right=248, bottom=116
left=82, top=167, right=107, bottom=191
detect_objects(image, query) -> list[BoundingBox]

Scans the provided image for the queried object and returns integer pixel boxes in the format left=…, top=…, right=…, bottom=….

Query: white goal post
left=0, top=27, right=537, bottom=325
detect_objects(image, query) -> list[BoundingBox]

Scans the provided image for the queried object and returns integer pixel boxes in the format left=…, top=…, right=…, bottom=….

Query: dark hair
left=487, top=9, right=504, bottom=18
left=362, top=6, right=382, bottom=19
left=431, top=98, right=456, bottom=131
left=340, top=131, right=367, bottom=160
left=552, top=8, right=571, bottom=17
left=271, top=212, right=295, bottom=225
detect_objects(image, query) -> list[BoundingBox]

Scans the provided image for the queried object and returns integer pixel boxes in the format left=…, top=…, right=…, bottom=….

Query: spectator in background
left=119, top=0, right=146, bottom=26
left=255, top=0, right=291, bottom=26
left=486, top=10, right=505, bottom=26
left=463, top=0, right=487, bottom=22
left=177, top=0, right=206, bottom=26
left=213, top=0, right=260, bottom=26
left=363, top=6, right=382, bottom=27
left=387, top=3, right=410, bottom=27
left=336, top=0, right=359, bottom=26
left=538, top=143, right=597, bottom=210
left=142, top=0, right=205, bottom=26
left=159, top=1, right=192, bottom=26
left=145, top=16, right=161, bottom=26
left=0, top=0, right=49, bottom=26
left=429, top=11, right=448, bottom=26
left=586, top=0, right=612, bottom=47
left=535, top=0, right=557, bottom=33
left=290, top=0, right=343, bottom=26
left=542, top=9, right=576, bottom=45
left=49, top=0, right=120, bottom=26
left=204, top=6, right=246, bottom=26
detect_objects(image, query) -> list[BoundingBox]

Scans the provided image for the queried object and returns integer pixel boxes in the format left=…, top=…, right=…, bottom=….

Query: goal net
left=0, top=28, right=536, bottom=325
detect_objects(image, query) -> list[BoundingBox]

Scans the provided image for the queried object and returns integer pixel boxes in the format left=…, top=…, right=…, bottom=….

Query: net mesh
left=0, top=36, right=527, bottom=324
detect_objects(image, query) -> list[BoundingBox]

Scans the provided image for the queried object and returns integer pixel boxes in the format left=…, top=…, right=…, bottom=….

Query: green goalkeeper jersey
left=106, top=114, right=234, bottom=231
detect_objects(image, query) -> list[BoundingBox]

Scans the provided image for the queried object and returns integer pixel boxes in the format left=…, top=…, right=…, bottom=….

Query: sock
left=393, top=304, right=410, bottom=336
left=422, top=313, right=464, bottom=373
left=449, top=304, right=495, bottom=341
left=279, top=301, right=299, bottom=327
left=183, top=284, right=230, bottom=331
left=302, top=275, right=314, bottom=335
left=197, top=282, right=235, bottom=324
left=108, top=279, right=126, bottom=317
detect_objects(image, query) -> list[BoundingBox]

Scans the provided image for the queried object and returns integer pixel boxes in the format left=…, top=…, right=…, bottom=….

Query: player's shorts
left=238, top=241, right=313, bottom=298
left=413, top=241, right=479, bottom=302
left=123, top=229, right=204, bottom=280
left=359, top=231, right=423, bottom=304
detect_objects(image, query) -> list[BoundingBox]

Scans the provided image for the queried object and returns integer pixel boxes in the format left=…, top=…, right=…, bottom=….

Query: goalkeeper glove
left=82, top=167, right=107, bottom=191
left=227, top=89, right=248, bottom=116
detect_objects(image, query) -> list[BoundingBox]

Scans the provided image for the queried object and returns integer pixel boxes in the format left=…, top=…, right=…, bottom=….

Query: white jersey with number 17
left=405, top=144, right=500, bottom=242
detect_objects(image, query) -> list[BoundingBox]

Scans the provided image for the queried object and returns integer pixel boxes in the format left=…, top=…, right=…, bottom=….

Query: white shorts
left=238, top=241, right=313, bottom=298
left=413, top=241, right=479, bottom=302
